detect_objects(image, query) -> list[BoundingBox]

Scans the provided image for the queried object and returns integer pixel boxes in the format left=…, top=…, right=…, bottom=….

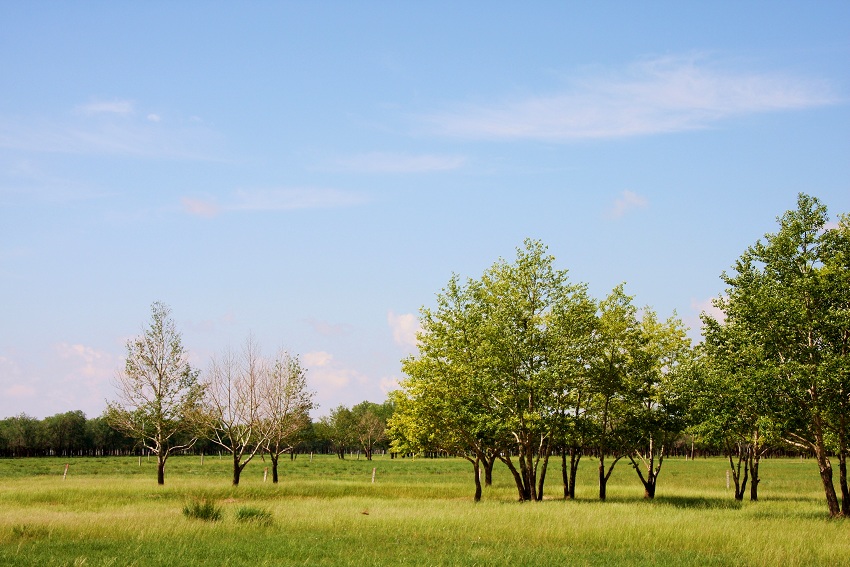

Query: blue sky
left=1, top=2, right=848, bottom=419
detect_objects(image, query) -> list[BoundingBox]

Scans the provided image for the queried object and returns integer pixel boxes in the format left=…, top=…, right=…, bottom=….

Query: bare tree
left=106, top=302, right=203, bottom=485
left=201, top=336, right=268, bottom=486
left=262, top=350, right=314, bottom=482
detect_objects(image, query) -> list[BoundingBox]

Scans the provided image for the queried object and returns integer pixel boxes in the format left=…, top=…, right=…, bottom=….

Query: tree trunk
left=271, top=453, right=279, bottom=483
left=839, top=412, right=849, bottom=516
left=472, top=457, right=482, bottom=503
left=536, top=449, right=550, bottom=502
left=598, top=454, right=607, bottom=501
left=483, top=451, right=496, bottom=487
left=728, top=444, right=749, bottom=501
left=813, top=416, right=842, bottom=517
left=157, top=454, right=165, bottom=485
left=561, top=448, right=569, bottom=499
left=839, top=450, right=849, bottom=517
left=568, top=447, right=581, bottom=500
left=499, top=454, right=528, bottom=501
left=749, top=429, right=760, bottom=501
left=233, top=454, right=243, bottom=486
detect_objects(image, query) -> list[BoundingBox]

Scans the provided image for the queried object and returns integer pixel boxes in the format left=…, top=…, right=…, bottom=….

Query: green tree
left=586, top=285, right=644, bottom=501
left=624, top=309, right=692, bottom=499
left=391, top=273, right=507, bottom=501
left=698, top=316, right=779, bottom=501
left=317, top=405, right=357, bottom=459
left=106, top=302, right=204, bottom=485
left=704, top=194, right=849, bottom=517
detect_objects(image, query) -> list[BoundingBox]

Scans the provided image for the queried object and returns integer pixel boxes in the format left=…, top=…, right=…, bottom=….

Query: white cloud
left=608, top=190, right=648, bottom=219
left=423, top=55, right=837, bottom=141
left=303, top=351, right=334, bottom=368
left=147, top=113, right=161, bottom=122
left=685, top=297, right=727, bottom=343
left=387, top=311, right=420, bottom=349
left=181, top=188, right=365, bottom=217
left=691, top=297, right=726, bottom=325
left=75, top=100, right=135, bottom=116
left=379, top=376, right=401, bottom=395
left=337, top=152, right=467, bottom=173
left=55, top=343, right=116, bottom=382
left=302, top=351, right=368, bottom=392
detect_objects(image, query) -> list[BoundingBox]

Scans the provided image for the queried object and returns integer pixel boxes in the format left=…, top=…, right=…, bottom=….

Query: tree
left=547, top=280, right=598, bottom=499
left=391, top=273, right=507, bottom=501
left=586, top=285, right=644, bottom=500
left=106, top=302, right=203, bottom=485
left=395, top=240, right=593, bottom=502
left=703, top=194, right=849, bottom=517
left=317, top=405, right=357, bottom=459
left=698, top=317, right=779, bottom=501
left=624, top=309, right=692, bottom=499
left=262, top=350, right=314, bottom=483
left=351, top=401, right=388, bottom=460
left=201, top=337, right=268, bottom=486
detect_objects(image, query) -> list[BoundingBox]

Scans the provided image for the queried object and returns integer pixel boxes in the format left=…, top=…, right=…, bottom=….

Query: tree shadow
left=654, top=495, right=743, bottom=510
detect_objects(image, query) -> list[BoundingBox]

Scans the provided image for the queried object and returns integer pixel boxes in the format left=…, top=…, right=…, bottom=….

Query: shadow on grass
left=652, top=496, right=743, bottom=510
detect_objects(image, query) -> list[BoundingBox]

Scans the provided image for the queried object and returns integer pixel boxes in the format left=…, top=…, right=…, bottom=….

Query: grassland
left=0, top=454, right=847, bottom=566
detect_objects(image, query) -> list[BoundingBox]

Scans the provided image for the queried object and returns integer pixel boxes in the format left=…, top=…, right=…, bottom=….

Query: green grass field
left=0, top=454, right=847, bottom=566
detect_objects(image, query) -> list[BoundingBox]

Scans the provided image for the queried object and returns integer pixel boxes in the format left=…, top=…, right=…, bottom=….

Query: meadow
left=0, top=454, right=847, bottom=566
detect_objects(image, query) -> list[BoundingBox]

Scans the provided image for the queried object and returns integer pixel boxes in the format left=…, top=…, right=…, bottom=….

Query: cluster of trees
left=388, top=195, right=848, bottom=517
left=102, top=303, right=395, bottom=486
left=314, top=401, right=394, bottom=461
left=388, top=239, right=691, bottom=503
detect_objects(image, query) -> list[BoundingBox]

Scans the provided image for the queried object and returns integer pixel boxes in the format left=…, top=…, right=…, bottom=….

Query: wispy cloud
left=607, top=190, right=648, bottom=219
left=337, top=152, right=466, bottom=173
left=181, top=188, right=366, bottom=217
left=423, top=55, right=837, bottom=141
left=75, top=100, right=135, bottom=116
left=0, top=102, right=222, bottom=160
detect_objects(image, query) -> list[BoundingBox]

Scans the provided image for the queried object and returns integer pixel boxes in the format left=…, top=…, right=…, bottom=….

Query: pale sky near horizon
left=1, top=2, right=848, bottom=419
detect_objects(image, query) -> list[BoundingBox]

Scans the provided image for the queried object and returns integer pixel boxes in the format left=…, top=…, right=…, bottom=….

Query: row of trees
left=388, top=195, right=848, bottom=517
left=0, top=411, right=137, bottom=457
left=0, top=402, right=393, bottom=462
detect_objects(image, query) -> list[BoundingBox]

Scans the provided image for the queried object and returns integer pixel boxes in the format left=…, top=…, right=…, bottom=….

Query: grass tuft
left=182, top=497, right=222, bottom=521
left=235, top=505, right=273, bottom=525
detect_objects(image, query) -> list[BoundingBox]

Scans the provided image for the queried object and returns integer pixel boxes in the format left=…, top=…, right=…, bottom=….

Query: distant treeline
left=0, top=407, right=396, bottom=459
left=0, top=409, right=810, bottom=461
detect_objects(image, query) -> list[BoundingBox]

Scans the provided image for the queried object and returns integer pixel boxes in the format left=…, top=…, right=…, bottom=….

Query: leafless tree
left=201, top=336, right=268, bottom=486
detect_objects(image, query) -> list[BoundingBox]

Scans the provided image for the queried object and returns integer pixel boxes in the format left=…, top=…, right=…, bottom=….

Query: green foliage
left=182, top=497, right=222, bottom=521
left=700, top=193, right=850, bottom=515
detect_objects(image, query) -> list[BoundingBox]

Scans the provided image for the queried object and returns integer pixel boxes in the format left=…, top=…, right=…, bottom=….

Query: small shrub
left=235, top=506, right=273, bottom=525
left=182, top=498, right=222, bottom=522
left=11, top=524, right=50, bottom=540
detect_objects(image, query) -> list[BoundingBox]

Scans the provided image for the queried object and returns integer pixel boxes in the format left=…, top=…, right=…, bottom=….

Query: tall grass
left=0, top=454, right=846, bottom=566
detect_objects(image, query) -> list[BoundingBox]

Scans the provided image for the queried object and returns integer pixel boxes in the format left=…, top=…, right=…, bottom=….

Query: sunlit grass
left=0, top=454, right=846, bottom=565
